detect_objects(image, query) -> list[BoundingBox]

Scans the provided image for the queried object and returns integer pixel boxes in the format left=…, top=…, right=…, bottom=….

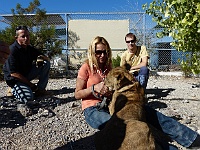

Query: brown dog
left=95, top=65, right=156, bottom=150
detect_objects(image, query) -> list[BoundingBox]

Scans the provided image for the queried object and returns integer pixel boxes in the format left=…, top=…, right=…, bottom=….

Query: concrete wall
left=68, top=19, right=129, bottom=50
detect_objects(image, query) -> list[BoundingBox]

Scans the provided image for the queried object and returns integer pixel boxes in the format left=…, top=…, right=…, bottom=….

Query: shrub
left=112, top=55, right=121, bottom=68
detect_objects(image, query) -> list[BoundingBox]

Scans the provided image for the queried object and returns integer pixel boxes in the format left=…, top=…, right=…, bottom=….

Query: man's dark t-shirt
left=3, top=40, right=43, bottom=87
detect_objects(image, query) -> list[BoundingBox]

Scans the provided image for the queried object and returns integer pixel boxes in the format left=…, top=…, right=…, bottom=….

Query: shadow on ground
left=55, top=134, right=96, bottom=150
left=0, top=109, right=26, bottom=128
left=146, top=88, right=175, bottom=99
left=0, top=87, right=76, bottom=129
left=144, top=88, right=175, bottom=110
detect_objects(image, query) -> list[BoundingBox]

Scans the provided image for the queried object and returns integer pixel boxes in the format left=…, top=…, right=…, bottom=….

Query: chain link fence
left=0, top=12, right=189, bottom=77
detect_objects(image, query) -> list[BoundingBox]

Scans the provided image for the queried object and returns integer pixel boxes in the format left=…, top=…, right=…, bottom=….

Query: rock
left=17, top=103, right=33, bottom=117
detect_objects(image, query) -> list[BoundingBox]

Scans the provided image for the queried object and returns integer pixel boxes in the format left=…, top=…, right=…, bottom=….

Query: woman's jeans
left=83, top=105, right=198, bottom=149
left=11, top=61, right=50, bottom=103
left=84, top=106, right=111, bottom=130
left=133, top=66, right=149, bottom=90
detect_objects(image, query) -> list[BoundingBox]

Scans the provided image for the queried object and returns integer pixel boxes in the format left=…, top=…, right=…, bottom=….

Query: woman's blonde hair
left=86, top=36, right=112, bottom=73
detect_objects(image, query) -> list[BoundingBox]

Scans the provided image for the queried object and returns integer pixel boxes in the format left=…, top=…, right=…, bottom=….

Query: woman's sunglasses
left=95, top=50, right=107, bottom=55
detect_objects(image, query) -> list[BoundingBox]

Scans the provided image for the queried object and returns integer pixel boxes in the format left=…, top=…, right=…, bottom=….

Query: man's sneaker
left=188, top=134, right=200, bottom=149
left=34, top=89, right=53, bottom=97
left=6, top=87, right=13, bottom=97
left=17, top=104, right=33, bottom=117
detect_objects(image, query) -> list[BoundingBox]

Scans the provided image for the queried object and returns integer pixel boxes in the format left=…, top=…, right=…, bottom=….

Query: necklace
left=97, top=68, right=107, bottom=81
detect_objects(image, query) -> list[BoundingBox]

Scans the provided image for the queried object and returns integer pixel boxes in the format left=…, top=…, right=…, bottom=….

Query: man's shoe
left=17, top=104, right=33, bottom=117
left=34, top=89, right=53, bottom=97
left=6, top=87, right=13, bottom=97
left=188, top=134, right=200, bottom=149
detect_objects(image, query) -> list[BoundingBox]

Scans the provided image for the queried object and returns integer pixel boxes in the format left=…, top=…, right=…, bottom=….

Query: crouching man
left=3, top=25, right=51, bottom=115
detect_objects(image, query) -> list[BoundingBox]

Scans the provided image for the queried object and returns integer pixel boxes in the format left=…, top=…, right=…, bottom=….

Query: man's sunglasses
left=16, top=25, right=28, bottom=31
left=126, top=40, right=136, bottom=43
left=95, top=50, right=107, bottom=55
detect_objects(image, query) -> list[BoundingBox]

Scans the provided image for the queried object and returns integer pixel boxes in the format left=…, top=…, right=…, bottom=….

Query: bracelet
left=91, top=84, right=95, bottom=92
left=91, top=84, right=101, bottom=99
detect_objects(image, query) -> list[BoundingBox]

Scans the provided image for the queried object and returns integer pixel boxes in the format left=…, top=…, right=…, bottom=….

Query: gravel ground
left=0, top=75, right=200, bottom=150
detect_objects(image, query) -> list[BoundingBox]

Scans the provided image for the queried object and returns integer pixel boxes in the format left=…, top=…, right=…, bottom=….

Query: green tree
left=143, top=0, right=200, bottom=75
left=0, top=0, right=63, bottom=57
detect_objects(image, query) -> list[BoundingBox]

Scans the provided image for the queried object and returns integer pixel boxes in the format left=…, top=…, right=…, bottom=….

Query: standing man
left=120, top=33, right=149, bottom=90
left=3, top=25, right=51, bottom=106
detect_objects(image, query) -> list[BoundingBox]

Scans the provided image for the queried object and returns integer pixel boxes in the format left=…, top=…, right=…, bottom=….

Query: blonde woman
left=75, top=36, right=112, bottom=130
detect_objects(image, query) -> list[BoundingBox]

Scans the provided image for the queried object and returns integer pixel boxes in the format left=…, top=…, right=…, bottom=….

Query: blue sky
left=0, top=0, right=152, bottom=14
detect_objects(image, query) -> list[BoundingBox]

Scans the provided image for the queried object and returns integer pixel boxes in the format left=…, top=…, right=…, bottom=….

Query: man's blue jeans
left=83, top=105, right=198, bottom=149
left=134, top=66, right=149, bottom=90
left=11, top=61, right=50, bottom=103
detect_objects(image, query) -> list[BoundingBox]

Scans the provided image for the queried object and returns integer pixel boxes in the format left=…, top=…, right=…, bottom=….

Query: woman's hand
left=94, top=82, right=112, bottom=97
left=93, top=82, right=104, bottom=93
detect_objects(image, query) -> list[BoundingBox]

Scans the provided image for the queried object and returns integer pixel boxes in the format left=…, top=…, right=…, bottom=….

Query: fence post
left=65, top=13, right=69, bottom=75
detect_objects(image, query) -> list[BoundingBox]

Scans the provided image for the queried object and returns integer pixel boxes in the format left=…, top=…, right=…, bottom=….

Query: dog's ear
left=113, top=73, right=125, bottom=90
left=123, top=71, right=135, bottom=81
left=122, top=63, right=131, bottom=71
left=117, top=73, right=123, bottom=81
left=116, top=73, right=124, bottom=85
